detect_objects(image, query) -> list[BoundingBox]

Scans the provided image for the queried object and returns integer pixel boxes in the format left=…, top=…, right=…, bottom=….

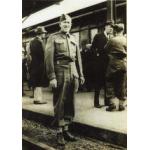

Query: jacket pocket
left=55, top=39, right=65, bottom=51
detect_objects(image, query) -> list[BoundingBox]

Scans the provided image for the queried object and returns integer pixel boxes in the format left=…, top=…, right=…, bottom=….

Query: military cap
left=113, top=23, right=124, bottom=32
left=60, top=14, right=72, bottom=22
left=34, top=26, right=47, bottom=34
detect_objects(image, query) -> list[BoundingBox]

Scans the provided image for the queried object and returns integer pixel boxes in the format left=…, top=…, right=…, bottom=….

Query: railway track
left=22, top=119, right=126, bottom=150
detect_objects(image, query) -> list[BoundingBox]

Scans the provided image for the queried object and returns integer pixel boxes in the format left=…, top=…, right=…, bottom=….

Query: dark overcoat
left=91, top=32, right=109, bottom=86
left=29, top=37, right=45, bottom=87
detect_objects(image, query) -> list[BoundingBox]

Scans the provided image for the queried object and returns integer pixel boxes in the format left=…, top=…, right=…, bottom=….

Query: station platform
left=22, top=87, right=127, bottom=147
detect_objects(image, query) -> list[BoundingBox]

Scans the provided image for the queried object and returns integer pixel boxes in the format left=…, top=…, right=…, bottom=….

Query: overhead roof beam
left=24, top=1, right=126, bottom=34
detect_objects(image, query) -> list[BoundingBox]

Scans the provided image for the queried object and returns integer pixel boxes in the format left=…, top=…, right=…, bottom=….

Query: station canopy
left=22, top=0, right=106, bottom=29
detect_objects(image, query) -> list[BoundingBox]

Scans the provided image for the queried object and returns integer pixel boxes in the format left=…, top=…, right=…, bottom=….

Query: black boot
left=119, top=105, right=125, bottom=111
left=106, top=104, right=117, bottom=112
left=94, top=89, right=103, bottom=108
left=57, top=132, right=66, bottom=146
left=94, top=104, right=103, bottom=108
left=63, top=131, right=77, bottom=142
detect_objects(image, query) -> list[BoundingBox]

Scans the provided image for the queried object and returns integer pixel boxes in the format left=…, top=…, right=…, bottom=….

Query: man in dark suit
left=28, top=26, right=47, bottom=104
left=45, top=14, right=84, bottom=146
left=91, top=22, right=113, bottom=108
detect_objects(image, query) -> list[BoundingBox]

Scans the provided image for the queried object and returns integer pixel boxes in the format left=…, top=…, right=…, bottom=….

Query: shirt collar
left=59, top=30, right=71, bottom=38
left=36, top=36, right=42, bottom=41
left=104, top=31, right=109, bottom=38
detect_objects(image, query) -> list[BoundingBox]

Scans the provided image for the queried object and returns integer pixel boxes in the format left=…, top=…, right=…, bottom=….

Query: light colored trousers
left=34, top=87, right=43, bottom=101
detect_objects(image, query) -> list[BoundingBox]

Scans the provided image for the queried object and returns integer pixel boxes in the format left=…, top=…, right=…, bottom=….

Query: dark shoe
left=33, top=100, right=47, bottom=104
left=119, top=105, right=125, bottom=111
left=106, top=104, right=117, bottom=112
left=94, top=105, right=103, bottom=108
left=63, top=131, right=77, bottom=141
left=57, top=133, right=66, bottom=146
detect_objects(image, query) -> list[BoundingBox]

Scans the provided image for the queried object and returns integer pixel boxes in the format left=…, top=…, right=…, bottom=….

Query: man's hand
left=49, top=79, right=57, bottom=88
left=80, top=77, right=85, bottom=85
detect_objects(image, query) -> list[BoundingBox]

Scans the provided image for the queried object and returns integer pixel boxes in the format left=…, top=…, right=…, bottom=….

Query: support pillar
left=107, top=0, right=116, bottom=23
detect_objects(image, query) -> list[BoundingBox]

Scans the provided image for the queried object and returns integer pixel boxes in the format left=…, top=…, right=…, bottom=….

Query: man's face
left=60, top=19, right=72, bottom=33
left=105, top=25, right=113, bottom=34
left=40, top=33, right=46, bottom=39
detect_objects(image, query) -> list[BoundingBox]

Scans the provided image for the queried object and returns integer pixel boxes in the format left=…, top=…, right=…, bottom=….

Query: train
left=22, top=0, right=126, bottom=51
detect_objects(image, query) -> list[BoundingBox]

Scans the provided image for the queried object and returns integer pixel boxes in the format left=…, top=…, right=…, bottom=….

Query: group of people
left=22, top=14, right=127, bottom=146
left=91, top=21, right=127, bottom=112
left=22, top=26, right=48, bottom=104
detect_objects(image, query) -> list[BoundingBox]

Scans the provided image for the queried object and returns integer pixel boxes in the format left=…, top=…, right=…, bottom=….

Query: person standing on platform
left=91, top=21, right=113, bottom=108
left=22, top=46, right=27, bottom=96
left=26, top=42, right=34, bottom=98
left=45, top=14, right=84, bottom=146
left=28, top=26, right=47, bottom=104
left=105, top=23, right=127, bottom=111
left=81, top=44, right=92, bottom=91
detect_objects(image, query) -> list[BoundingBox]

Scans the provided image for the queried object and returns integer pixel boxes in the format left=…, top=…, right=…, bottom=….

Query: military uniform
left=45, top=31, right=84, bottom=127
left=105, top=35, right=127, bottom=109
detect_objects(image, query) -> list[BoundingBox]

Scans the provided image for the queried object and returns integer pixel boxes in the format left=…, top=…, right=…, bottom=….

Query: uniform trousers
left=53, top=67, right=79, bottom=127
left=106, top=70, right=126, bottom=104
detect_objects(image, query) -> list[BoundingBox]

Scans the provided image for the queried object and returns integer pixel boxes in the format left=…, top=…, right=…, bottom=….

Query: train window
left=80, top=29, right=90, bottom=51
left=90, top=28, right=98, bottom=43
left=72, top=32, right=80, bottom=48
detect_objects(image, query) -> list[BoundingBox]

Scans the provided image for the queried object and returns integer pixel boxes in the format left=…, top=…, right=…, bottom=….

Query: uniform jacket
left=45, top=31, right=84, bottom=81
left=105, top=35, right=127, bottom=75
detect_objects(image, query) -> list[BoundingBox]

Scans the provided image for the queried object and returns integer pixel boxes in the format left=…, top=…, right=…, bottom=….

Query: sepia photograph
left=22, top=0, right=127, bottom=149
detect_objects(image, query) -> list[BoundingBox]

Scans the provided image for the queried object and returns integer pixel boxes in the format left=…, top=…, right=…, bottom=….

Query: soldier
left=28, top=26, right=47, bottom=104
left=91, top=21, right=113, bottom=108
left=45, top=14, right=84, bottom=146
left=105, top=23, right=127, bottom=111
